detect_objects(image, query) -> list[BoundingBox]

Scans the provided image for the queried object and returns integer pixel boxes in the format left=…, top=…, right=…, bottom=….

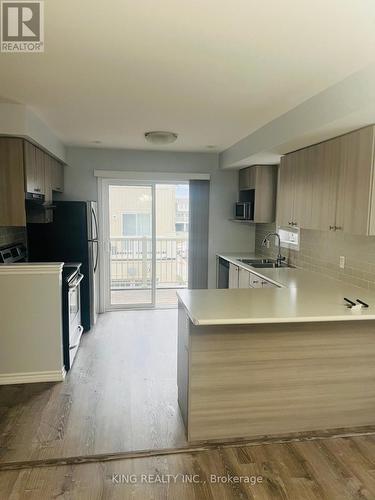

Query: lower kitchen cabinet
left=238, top=268, right=250, bottom=288
left=229, top=263, right=239, bottom=288
left=249, top=272, right=262, bottom=288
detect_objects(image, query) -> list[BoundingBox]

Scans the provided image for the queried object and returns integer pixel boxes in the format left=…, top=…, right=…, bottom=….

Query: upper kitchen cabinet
left=309, top=139, right=340, bottom=231
left=51, top=158, right=64, bottom=192
left=0, top=138, right=26, bottom=226
left=335, top=126, right=375, bottom=236
left=24, top=141, right=45, bottom=195
left=278, top=125, right=375, bottom=235
left=0, top=137, right=65, bottom=226
left=239, top=165, right=277, bottom=223
left=277, top=148, right=314, bottom=229
left=277, top=152, right=296, bottom=227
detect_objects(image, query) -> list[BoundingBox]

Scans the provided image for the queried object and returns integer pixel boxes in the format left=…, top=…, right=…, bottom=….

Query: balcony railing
left=110, top=236, right=188, bottom=290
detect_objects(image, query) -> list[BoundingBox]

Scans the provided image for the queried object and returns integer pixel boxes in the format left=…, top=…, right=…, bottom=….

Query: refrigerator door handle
left=92, top=207, right=99, bottom=241
left=94, top=240, right=99, bottom=273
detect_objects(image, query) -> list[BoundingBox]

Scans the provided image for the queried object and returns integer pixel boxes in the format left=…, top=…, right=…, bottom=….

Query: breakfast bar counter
left=176, top=265, right=375, bottom=443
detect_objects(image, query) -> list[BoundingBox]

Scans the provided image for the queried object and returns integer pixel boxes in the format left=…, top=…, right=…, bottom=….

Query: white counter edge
left=0, top=263, right=64, bottom=275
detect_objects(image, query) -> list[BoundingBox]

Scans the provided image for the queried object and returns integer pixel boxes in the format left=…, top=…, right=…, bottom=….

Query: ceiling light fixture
left=144, top=131, right=178, bottom=145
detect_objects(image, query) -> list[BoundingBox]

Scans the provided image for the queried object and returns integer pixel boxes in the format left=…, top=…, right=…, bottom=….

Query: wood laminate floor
left=0, top=310, right=187, bottom=464
left=2, top=435, right=375, bottom=499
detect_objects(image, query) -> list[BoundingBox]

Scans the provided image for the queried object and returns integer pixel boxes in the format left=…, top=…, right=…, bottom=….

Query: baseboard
left=0, top=368, right=66, bottom=385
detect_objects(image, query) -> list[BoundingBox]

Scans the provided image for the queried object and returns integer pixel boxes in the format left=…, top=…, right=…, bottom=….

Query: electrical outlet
left=339, top=256, right=345, bottom=269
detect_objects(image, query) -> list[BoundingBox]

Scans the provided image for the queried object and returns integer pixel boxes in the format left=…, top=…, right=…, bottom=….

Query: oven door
left=68, top=272, right=84, bottom=348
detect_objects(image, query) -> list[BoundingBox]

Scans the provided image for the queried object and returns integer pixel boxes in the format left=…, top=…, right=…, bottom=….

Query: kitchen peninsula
left=177, top=254, right=375, bottom=443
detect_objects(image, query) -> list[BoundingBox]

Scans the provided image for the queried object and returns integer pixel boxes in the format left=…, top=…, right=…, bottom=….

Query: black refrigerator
left=27, top=201, right=99, bottom=332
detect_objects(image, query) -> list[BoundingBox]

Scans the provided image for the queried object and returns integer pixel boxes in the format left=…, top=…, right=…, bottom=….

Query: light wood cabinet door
left=335, top=126, right=375, bottom=235
left=239, top=167, right=255, bottom=190
left=293, top=147, right=314, bottom=228
left=228, top=263, right=239, bottom=289
left=277, top=154, right=295, bottom=227
left=44, top=154, right=53, bottom=204
left=253, top=165, right=277, bottom=223
left=51, top=158, right=64, bottom=192
left=0, top=138, right=26, bottom=226
left=24, top=141, right=45, bottom=195
left=238, top=268, right=250, bottom=288
left=309, top=140, right=339, bottom=231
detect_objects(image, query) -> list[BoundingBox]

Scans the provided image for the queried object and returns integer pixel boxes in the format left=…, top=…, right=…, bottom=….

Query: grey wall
left=58, top=147, right=255, bottom=288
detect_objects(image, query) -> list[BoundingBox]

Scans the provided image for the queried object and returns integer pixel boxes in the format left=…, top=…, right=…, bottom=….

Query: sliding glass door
left=108, top=183, right=154, bottom=308
left=102, top=180, right=189, bottom=310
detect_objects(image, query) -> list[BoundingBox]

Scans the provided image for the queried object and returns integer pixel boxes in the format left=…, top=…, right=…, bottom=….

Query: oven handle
left=69, top=273, right=84, bottom=289
left=69, top=325, right=84, bottom=349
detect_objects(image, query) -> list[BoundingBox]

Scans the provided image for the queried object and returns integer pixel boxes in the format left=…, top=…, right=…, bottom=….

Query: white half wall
left=0, top=265, right=64, bottom=382
left=58, top=147, right=255, bottom=288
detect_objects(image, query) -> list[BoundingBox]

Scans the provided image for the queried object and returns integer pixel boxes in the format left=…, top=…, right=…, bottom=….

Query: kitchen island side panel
left=187, top=321, right=375, bottom=442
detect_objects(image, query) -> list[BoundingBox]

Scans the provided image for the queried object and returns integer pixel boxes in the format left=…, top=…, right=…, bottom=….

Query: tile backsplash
left=0, top=227, right=27, bottom=248
left=255, top=223, right=375, bottom=290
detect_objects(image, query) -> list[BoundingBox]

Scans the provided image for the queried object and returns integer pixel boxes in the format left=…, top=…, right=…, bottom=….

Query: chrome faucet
left=261, top=232, right=286, bottom=267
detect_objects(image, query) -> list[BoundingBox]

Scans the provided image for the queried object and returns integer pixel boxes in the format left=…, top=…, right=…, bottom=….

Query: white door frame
left=100, top=178, right=156, bottom=311
left=98, top=175, right=195, bottom=312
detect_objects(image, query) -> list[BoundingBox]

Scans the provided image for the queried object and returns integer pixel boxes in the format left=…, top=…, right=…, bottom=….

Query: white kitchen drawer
left=249, top=272, right=262, bottom=288
left=261, top=279, right=276, bottom=288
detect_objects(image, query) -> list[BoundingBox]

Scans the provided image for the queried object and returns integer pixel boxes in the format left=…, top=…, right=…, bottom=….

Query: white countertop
left=177, top=253, right=375, bottom=325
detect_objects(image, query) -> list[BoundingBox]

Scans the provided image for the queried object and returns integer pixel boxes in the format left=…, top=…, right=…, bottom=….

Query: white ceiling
left=1, top=0, right=375, bottom=152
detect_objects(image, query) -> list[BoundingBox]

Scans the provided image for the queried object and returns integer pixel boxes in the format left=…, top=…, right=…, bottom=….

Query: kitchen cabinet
left=24, top=141, right=65, bottom=197
left=51, top=158, right=64, bottom=192
left=238, top=268, right=250, bottom=288
left=0, top=138, right=26, bottom=226
left=261, top=279, right=277, bottom=288
left=44, top=155, right=53, bottom=204
left=335, top=127, right=375, bottom=235
left=239, top=168, right=256, bottom=190
left=277, top=154, right=295, bottom=227
left=278, top=125, right=375, bottom=235
left=277, top=148, right=314, bottom=228
left=238, top=165, right=277, bottom=223
left=24, top=141, right=45, bottom=195
left=228, top=263, right=239, bottom=288
left=309, top=140, right=339, bottom=231
left=249, top=272, right=262, bottom=288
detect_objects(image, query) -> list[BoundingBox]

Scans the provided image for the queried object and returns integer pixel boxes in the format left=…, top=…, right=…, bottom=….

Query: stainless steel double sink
left=236, top=258, right=291, bottom=269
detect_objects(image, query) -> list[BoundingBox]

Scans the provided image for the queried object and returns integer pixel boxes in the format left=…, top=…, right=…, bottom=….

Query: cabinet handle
left=253, top=280, right=259, bottom=284
left=261, top=281, right=268, bottom=285
left=329, top=225, right=336, bottom=231
left=334, top=226, right=343, bottom=231
left=35, top=188, right=41, bottom=192
left=288, top=221, right=293, bottom=226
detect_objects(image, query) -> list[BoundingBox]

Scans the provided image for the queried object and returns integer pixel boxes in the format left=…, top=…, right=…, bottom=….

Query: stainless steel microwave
left=235, top=202, right=254, bottom=220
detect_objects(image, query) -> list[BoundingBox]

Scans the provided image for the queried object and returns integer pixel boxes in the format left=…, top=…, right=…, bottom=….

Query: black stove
left=0, top=242, right=27, bottom=263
